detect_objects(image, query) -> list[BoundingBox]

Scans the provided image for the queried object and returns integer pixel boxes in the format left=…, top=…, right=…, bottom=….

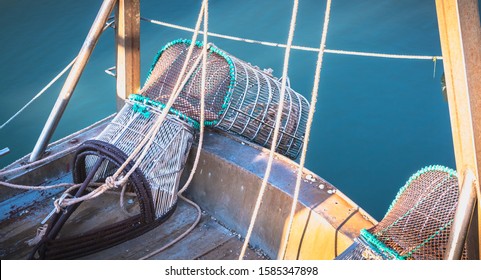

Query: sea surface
left=0, top=0, right=458, bottom=220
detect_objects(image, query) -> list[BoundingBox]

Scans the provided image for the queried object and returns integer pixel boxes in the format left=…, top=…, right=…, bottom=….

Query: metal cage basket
left=336, top=165, right=468, bottom=260
left=138, top=39, right=310, bottom=159
left=94, top=100, right=195, bottom=219
left=32, top=99, right=195, bottom=259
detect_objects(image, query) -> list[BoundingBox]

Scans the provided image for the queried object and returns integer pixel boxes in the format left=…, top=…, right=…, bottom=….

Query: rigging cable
left=140, top=17, right=442, bottom=61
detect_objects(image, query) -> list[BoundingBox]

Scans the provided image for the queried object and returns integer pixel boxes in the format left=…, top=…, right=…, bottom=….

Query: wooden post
left=435, top=0, right=481, bottom=258
left=116, top=0, right=140, bottom=111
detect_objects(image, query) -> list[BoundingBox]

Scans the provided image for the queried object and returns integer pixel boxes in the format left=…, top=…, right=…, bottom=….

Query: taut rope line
left=278, top=0, right=333, bottom=260
left=141, top=17, right=442, bottom=61
left=0, top=21, right=115, bottom=131
left=239, top=0, right=299, bottom=260
left=140, top=0, right=209, bottom=260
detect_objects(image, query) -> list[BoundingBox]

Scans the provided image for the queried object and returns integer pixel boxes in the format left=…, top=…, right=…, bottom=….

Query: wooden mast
left=435, top=0, right=481, bottom=258
left=115, top=0, right=140, bottom=110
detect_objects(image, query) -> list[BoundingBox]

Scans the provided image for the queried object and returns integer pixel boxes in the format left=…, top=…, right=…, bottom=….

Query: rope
left=0, top=10, right=204, bottom=216
left=0, top=58, right=76, bottom=131
left=324, top=49, right=442, bottom=60
left=140, top=17, right=442, bottom=61
left=278, top=0, right=333, bottom=260
left=54, top=2, right=208, bottom=212
left=238, top=0, right=299, bottom=260
left=0, top=180, right=80, bottom=191
left=140, top=0, right=209, bottom=260
left=0, top=21, right=115, bottom=131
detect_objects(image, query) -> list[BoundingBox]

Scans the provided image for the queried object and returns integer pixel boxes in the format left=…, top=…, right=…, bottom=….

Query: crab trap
left=135, top=38, right=310, bottom=159
left=31, top=99, right=195, bottom=259
left=336, top=166, right=468, bottom=260
left=31, top=38, right=310, bottom=259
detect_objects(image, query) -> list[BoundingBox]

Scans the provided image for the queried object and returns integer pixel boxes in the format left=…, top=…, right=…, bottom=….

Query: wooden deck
left=0, top=176, right=267, bottom=260
left=83, top=199, right=268, bottom=260
left=0, top=119, right=375, bottom=260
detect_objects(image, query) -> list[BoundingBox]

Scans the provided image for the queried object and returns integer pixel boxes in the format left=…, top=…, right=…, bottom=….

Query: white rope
left=0, top=57, right=77, bottom=131
left=140, top=0, right=209, bottom=260
left=278, top=0, right=333, bottom=260
left=324, top=49, right=442, bottom=60
left=2, top=9, right=207, bottom=214
left=0, top=180, right=80, bottom=190
left=53, top=3, right=209, bottom=211
left=0, top=21, right=115, bottom=131
left=238, top=0, right=299, bottom=260
left=141, top=17, right=442, bottom=61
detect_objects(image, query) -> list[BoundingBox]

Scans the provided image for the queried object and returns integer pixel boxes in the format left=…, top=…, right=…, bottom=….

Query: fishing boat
left=0, top=0, right=480, bottom=261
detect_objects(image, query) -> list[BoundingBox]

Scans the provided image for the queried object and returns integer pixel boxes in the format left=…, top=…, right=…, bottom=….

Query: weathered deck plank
left=0, top=185, right=266, bottom=260
left=196, top=237, right=268, bottom=260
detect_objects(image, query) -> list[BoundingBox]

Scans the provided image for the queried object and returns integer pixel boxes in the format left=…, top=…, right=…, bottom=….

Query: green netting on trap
left=139, top=39, right=310, bottom=159
left=336, top=165, right=468, bottom=260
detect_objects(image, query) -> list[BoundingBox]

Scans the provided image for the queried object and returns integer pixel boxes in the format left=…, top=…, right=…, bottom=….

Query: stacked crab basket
left=32, top=39, right=310, bottom=259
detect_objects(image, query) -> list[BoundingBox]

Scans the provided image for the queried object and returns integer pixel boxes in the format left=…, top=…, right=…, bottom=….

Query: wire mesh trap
left=137, top=38, right=310, bottom=159
left=336, top=165, right=468, bottom=260
left=31, top=100, right=195, bottom=259
left=95, top=100, right=195, bottom=219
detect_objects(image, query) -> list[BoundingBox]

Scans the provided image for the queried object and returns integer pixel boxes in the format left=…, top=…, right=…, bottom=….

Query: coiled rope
left=0, top=8, right=205, bottom=224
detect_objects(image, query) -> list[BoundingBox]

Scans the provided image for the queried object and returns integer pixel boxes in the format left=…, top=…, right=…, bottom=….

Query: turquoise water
left=0, top=0, right=455, bottom=220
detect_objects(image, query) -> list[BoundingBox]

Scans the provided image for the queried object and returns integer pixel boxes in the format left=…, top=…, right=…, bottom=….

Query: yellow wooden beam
left=116, top=0, right=140, bottom=110
left=435, top=0, right=481, bottom=258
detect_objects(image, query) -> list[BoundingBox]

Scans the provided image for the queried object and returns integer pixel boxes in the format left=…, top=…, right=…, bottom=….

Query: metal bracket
left=105, top=66, right=117, bottom=77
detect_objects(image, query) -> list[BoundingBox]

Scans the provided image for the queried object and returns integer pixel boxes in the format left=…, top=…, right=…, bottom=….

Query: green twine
left=359, top=220, right=455, bottom=260
left=132, top=103, right=151, bottom=118
left=143, top=38, right=237, bottom=127
left=359, top=229, right=405, bottom=260
left=361, top=165, right=457, bottom=260
left=128, top=94, right=199, bottom=129
left=385, top=165, right=457, bottom=217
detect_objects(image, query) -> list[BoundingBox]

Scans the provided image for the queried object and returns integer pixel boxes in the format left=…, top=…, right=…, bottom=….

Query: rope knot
left=105, top=176, right=116, bottom=189
left=105, top=176, right=125, bottom=189
left=26, top=224, right=49, bottom=246
left=53, top=193, right=72, bottom=213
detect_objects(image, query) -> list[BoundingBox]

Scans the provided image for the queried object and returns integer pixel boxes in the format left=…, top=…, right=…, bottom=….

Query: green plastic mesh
left=138, top=39, right=310, bottom=159
left=336, top=165, right=468, bottom=260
